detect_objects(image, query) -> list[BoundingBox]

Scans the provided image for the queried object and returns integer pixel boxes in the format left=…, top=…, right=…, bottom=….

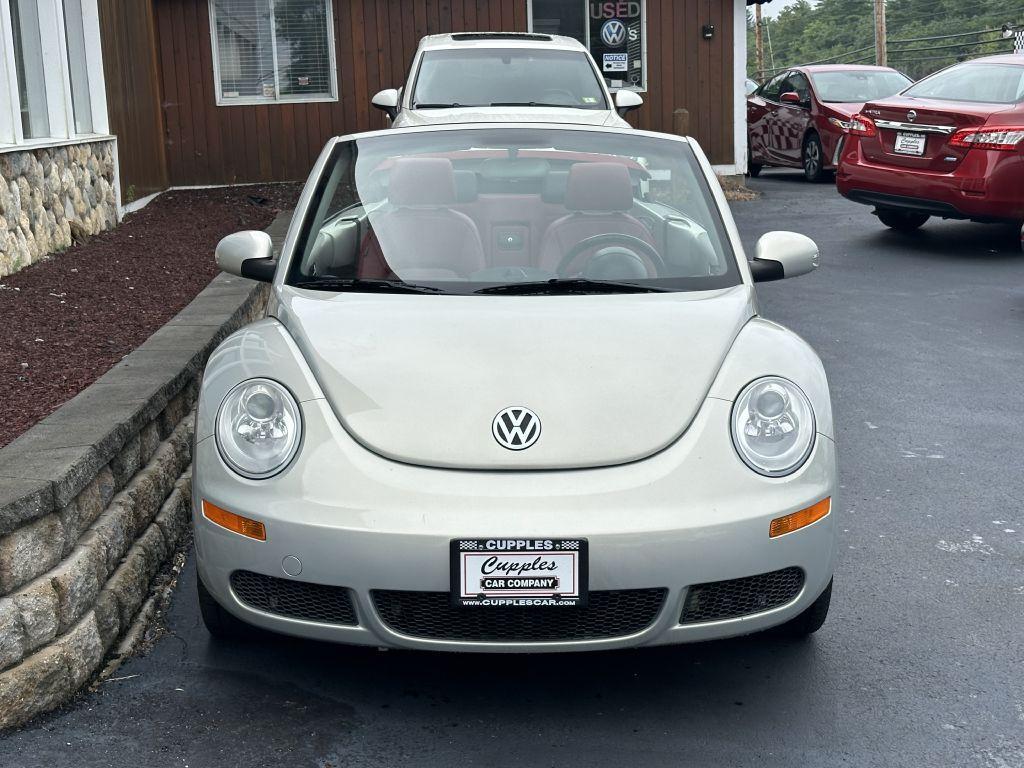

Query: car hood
left=275, top=285, right=755, bottom=470
left=393, top=107, right=626, bottom=128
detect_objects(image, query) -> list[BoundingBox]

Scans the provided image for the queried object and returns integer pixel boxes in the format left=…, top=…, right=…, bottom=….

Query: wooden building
left=99, top=0, right=755, bottom=199
left=8, top=0, right=755, bottom=212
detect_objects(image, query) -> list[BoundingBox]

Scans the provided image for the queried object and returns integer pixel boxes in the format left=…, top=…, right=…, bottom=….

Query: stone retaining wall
left=0, top=213, right=288, bottom=729
left=0, top=139, right=118, bottom=278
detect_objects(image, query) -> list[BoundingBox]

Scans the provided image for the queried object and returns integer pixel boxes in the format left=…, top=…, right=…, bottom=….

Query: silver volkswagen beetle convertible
left=194, top=123, right=837, bottom=652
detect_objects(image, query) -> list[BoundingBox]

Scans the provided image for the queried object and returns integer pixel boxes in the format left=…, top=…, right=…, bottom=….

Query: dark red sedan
left=837, top=55, right=1024, bottom=230
left=747, top=65, right=911, bottom=182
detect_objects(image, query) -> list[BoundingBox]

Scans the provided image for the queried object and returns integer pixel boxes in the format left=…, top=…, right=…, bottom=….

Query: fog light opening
left=769, top=497, right=831, bottom=538
left=202, top=500, right=267, bottom=541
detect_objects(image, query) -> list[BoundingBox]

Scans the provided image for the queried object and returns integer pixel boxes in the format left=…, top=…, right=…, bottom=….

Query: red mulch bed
left=0, top=184, right=301, bottom=449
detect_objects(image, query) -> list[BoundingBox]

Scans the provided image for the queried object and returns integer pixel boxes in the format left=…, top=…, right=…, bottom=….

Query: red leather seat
left=363, top=158, right=486, bottom=279
left=537, top=162, right=656, bottom=275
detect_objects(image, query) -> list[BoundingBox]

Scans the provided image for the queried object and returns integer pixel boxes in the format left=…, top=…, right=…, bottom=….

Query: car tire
left=802, top=133, right=827, bottom=183
left=876, top=209, right=930, bottom=231
left=197, top=574, right=249, bottom=640
left=774, top=578, right=832, bottom=638
left=747, top=145, right=762, bottom=177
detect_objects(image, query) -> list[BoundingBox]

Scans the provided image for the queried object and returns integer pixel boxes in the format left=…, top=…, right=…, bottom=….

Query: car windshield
left=902, top=63, right=1024, bottom=104
left=809, top=70, right=911, bottom=102
left=288, top=128, right=740, bottom=295
left=411, top=49, right=608, bottom=110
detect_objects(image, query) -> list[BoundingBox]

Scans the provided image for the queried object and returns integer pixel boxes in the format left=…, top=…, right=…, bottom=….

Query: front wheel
left=876, top=209, right=930, bottom=231
left=747, top=146, right=762, bottom=177
left=774, top=579, right=831, bottom=638
left=802, top=133, right=827, bottom=183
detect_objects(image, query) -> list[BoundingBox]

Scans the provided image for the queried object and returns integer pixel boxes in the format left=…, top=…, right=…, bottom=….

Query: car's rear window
left=411, top=49, right=608, bottom=110
left=903, top=63, right=1024, bottom=104
left=809, top=70, right=910, bottom=103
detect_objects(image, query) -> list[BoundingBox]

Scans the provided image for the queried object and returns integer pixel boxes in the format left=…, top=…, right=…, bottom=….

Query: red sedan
left=837, top=55, right=1024, bottom=230
left=747, top=65, right=911, bottom=182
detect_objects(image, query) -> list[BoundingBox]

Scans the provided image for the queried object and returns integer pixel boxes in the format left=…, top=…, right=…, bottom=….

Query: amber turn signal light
left=770, top=497, right=831, bottom=538
left=202, top=500, right=266, bottom=541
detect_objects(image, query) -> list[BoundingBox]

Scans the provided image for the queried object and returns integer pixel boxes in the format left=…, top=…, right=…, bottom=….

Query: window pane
left=213, top=0, right=276, bottom=100
left=63, top=0, right=93, bottom=134
left=274, top=0, right=332, bottom=97
left=531, top=0, right=585, bottom=44
left=9, top=0, right=49, bottom=138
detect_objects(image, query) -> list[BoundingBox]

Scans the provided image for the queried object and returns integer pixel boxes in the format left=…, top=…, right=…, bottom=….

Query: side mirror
left=614, top=90, right=643, bottom=116
left=372, top=88, right=400, bottom=120
left=780, top=91, right=803, bottom=105
left=749, top=231, right=818, bottom=282
left=215, top=230, right=276, bottom=283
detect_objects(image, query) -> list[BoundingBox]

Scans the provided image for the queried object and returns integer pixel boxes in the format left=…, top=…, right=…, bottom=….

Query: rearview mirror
left=780, top=91, right=803, bottom=105
left=614, top=90, right=643, bottom=116
left=749, top=231, right=818, bottom=282
left=372, top=88, right=400, bottom=120
left=215, top=230, right=276, bottom=283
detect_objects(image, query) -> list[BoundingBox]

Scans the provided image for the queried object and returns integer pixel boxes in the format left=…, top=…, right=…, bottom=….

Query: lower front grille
left=680, top=567, right=804, bottom=624
left=230, top=570, right=357, bottom=626
left=372, top=589, right=667, bottom=642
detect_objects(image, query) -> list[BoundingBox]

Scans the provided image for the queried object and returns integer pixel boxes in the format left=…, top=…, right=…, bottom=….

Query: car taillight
left=847, top=114, right=877, bottom=137
left=949, top=126, right=1024, bottom=151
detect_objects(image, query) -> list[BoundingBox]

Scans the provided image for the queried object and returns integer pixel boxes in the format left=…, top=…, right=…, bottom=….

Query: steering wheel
left=556, top=234, right=665, bottom=278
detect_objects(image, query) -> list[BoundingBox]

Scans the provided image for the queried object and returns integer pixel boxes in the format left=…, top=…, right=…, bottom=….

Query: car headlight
left=731, top=377, right=815, bottom=477
left=215, top=378, right=302, bottom=479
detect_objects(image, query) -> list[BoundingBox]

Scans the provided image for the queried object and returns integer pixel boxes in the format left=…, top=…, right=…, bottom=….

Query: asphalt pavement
left=2, top=170, right=1022, bottom=768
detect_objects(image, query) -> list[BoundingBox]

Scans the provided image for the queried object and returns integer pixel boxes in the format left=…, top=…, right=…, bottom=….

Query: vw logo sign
left=907, top=109, right=917, bottom=122
left=492, top=407, right=541, bottom=451
left=600, top=19, right=627, bottom=47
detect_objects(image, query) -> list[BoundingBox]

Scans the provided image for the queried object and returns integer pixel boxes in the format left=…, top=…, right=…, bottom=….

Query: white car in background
left=371, top=32, right=643, bottom=128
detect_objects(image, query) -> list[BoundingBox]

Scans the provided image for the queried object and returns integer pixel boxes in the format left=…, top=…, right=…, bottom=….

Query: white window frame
left=0, top=0, right=109, bottom=151
left=208, top=0, right=339, bottom=107
left=527, top=0, right=648, bottom=93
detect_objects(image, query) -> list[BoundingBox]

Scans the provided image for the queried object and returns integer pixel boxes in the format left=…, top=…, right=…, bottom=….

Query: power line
left=891, top=36, right=1007, bottom=54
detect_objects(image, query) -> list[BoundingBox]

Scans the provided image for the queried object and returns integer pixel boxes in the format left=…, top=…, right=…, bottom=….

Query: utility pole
left=754, top=3, right=765, bottom=81
left=874, top=0, right=888, bottom=66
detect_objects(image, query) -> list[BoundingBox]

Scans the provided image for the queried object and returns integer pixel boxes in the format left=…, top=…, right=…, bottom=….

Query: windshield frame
left=279, top=124, right=747, bottom=297
left=407, top=47, right=611, bottom=111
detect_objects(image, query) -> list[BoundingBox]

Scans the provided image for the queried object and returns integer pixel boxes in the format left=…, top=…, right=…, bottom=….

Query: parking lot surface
left=2, top=171, right=1022, bottom=768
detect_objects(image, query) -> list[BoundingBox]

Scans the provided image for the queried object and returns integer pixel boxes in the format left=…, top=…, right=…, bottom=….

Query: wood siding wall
left=149, top=0, right=734, bottom=187
left=98, top=0, right=169, bottom=197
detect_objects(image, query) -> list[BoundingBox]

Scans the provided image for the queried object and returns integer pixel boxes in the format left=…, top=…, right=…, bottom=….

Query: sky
left=760, top=0, right=803, bottom=19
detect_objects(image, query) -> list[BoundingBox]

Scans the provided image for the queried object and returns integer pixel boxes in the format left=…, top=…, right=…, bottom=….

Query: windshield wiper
left=475, top=278, right=668, bottom=296
left=412, top=102, right=480, bottom=109
left=293, top=278, right=445, bottom=295
left=489, top=101, right=586, bottom=108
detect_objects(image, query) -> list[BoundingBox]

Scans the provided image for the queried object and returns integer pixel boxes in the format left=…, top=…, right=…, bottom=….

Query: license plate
left=894, top=132, right=927, bottom=156
left=451, top=538, right=588, bottom=607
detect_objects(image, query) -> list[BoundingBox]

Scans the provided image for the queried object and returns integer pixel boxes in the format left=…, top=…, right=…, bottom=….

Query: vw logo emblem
left=492, top=407, right=541, bottom=451
left=907, top=109, right=917, bottom=122
left=600, top=19, right=627, bottom=47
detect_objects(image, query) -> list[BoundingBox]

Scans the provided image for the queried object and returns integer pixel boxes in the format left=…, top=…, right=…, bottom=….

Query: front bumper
left=193, top=398, right=837, bottom=653
left=837, top=140, right=1024, bottom=222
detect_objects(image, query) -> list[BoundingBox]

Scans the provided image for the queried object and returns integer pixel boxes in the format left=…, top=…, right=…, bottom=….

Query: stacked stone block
left=0, top=140, right=118, bottom=278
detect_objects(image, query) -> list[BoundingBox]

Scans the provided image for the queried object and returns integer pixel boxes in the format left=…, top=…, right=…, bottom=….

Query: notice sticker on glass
left=603, top=52, right=628, bottom=72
